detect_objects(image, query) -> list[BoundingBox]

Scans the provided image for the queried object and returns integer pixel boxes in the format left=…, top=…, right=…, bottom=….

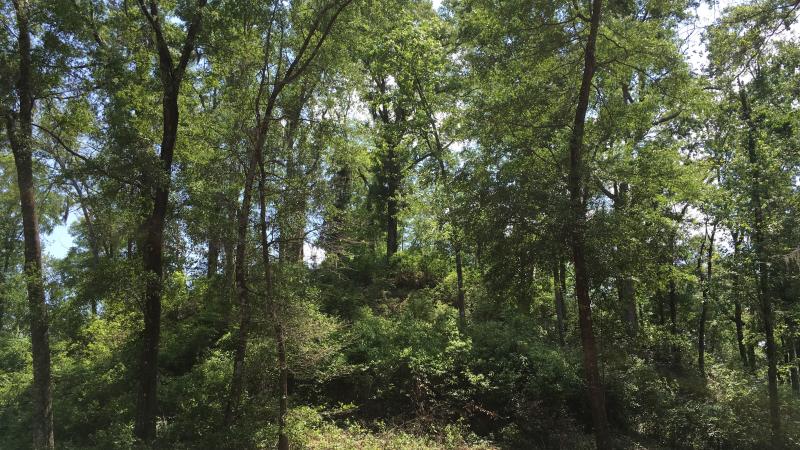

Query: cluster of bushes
left=2, top=249, right=798, bottom=448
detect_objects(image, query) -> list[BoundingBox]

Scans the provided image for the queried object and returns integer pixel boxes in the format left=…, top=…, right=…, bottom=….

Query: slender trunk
left=732, top=231, right=748, bottom=368
left=223, top=234, right=234, bottom=284
left=0, top=246, right=10, bottom=329
left=559, top=259, right=569, bottom=336
left=696, top=225, right=707, bottom=377
left=5, top=3, right=54, bottom=447
left=662, top=205, right=687, bottom=369
left=614, top=182, right=637, bottom=336
left=791, top=335, right=800, bottom=395
left=786, top=321, right=799, bottom=395
left=83, top=205, right=101, bottom=315
left=224, top=138, right=260, bottom=426
left=386, top=145, right=399, bottom=259
left=207, top=238, right=220, bottom=277
left=222, top=233, right=235, bottom=325
left=52, top=152, right=101, bottom=314
left=455, top=242, right=466, bottom=327
left=740, top=83, right=781, bottom=447
left=669, top=278, right=679, bottom=369
left=565, top=0, right=609, bottom=446
left=276, top=319, right=288, bottom=450
left=618, top=277, right=636, bottom=337
left=698, top=222, right=716, bottom=379
left=734, top=301, right=747, bottom=366
left=279, top=115, right=306, bottom=263
left=781, top=336, right=799, bottom=395
left=748, top=342, right=757, bottom=371
left=226, top=90, right=280, bottom=425
left=258, top=163, right=289, bottom=450
left=134, top=1, right=206, bottom=440
left=324, top=165, right=352, bottom=257
left=553, top=259, right=566, bottom=346
left=223, top=0, right=350, bottom=416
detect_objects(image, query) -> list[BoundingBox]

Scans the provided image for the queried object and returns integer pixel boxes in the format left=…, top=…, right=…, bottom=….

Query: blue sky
left=44, top=214, right=76, bottom=259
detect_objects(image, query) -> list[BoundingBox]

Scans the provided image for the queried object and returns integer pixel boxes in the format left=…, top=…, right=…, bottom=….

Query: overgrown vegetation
left=2, top=0, right=800, bottom=448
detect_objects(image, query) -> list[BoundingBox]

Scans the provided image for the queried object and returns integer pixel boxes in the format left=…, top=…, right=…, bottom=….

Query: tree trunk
left=223, top=0, right=351, bottom=419
left=134, top=0, right=206, bottom=441
left=698, top=222, right=716, bottom=379
left=386, top=145, right=399, bottom=258
left=790, top=336, right=800, bottom=395
left=669, top=278, right=679, bottom=369
left=565, top=0, right=609, bottom=446
left=740, top=83, right=781, bottom=447
left=135, top=83, right=177, bottom=446
left=83, top=205, right=101, bottom=315
left=52, top=152, right=101, bottom=314
left=225, top=132, right=262, bottom=426
left=455, top=242, right=466, bottom=327
left=278, top=108, right=307, bottom=263
left=222, top=231, right=235, bottom=325
left=553, top=259, right=566, bottom=347
left=258, top=163, right=289, bottom=450
left=748, top=342, right=757, bottom=372
left=323, top=164, right=352, bottom=257
left=226, top=88, right=280, bottom=425
left=0, top=246, right=10, bottom=329
left=5, top=2, right=55, bottom=447
left=614, top=182, right=637, bottom=337
left=207, top=238, right=220, bottom=277
left=734, top=300, right=747, bottom=367
left=618, top=277, right=637, bottom=337
left=731, top=230, right=748, bottom=368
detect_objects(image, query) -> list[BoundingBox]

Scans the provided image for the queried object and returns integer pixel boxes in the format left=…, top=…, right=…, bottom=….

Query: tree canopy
left=1, top=0, right=800, bottom=448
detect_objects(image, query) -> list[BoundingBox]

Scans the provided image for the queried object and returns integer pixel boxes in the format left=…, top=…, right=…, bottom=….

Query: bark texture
left=4, top=2, right=54, bottom=447
left=133, top=0, right=206, bottom=442
left=565, top=0, right=610, bottom=446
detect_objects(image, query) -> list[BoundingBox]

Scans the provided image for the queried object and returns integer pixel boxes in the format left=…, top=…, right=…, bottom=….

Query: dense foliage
left=2, top=0, right=800, bottom=448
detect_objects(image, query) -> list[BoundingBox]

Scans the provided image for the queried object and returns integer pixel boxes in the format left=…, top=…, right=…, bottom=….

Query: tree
left=1, top=1, right=54, bottom=447
left=221, top=3, right=354, bottom=443
left=564, top=0, right=610, bottom=446
left=131, top=0, right=208, bottom=441
left=357, top=0, right=447, bottom=259
left=2, top=0, right=800, bottom=448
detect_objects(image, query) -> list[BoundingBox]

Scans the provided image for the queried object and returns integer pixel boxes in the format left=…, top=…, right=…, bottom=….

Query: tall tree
left=697, top=218, right=717, bottom=379
left=357, top=0, right=445, bottom=258
left=739, top=80, right=781, bottom=446
left=133, top=0, right=207, bottom=442
left=225, top=0, right=353, bottom=425
left=1, top=1, right=54, bottom=447
left=565, top=0, right=609, bottom=447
